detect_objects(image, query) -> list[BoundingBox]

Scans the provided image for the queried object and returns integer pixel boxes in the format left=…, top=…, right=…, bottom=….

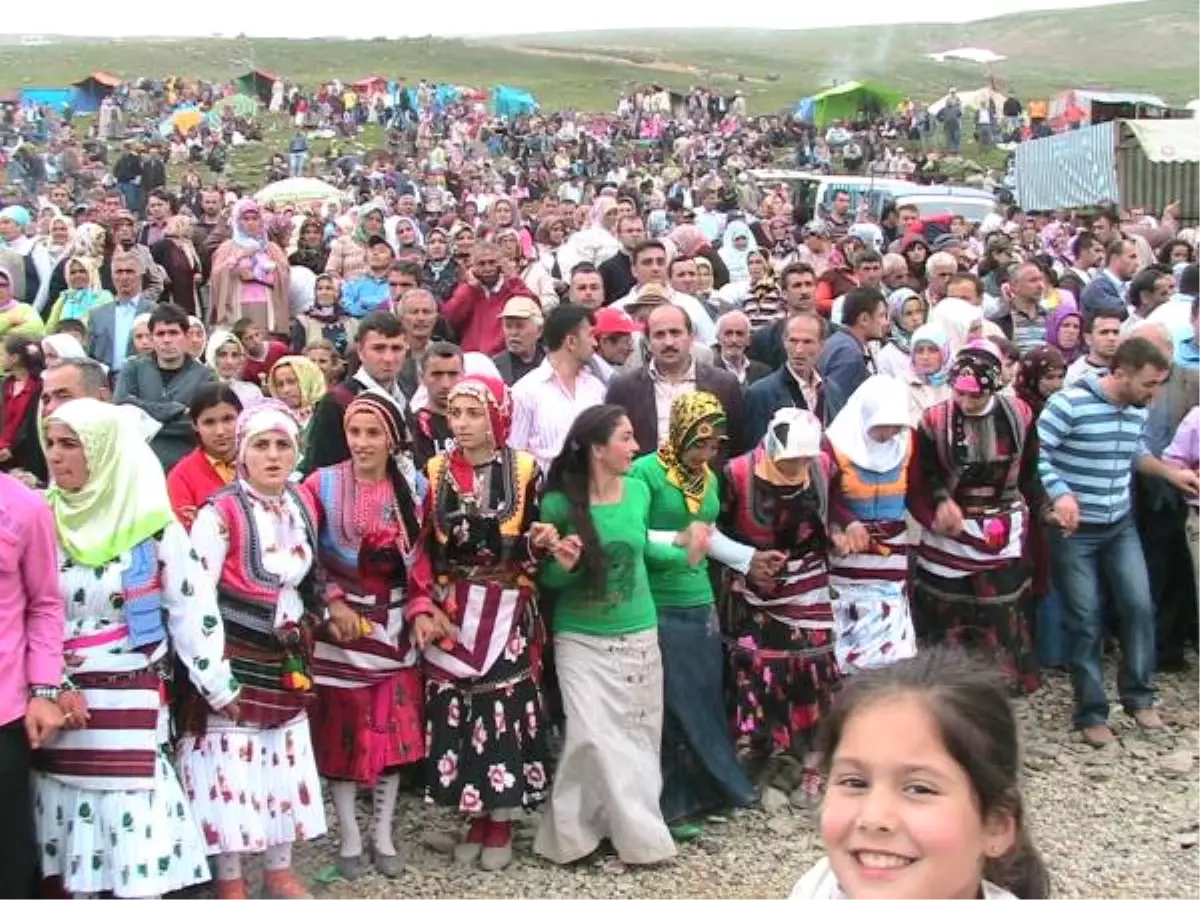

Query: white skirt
left=175, top=713, right=327, bottom=854
left=534, top=629, right=676, bottom=865
left=34, top=753, right=211, bottom=898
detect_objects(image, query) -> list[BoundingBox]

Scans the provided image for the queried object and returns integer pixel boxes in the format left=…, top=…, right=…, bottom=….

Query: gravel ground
left=271, top=661, right=1198, bottom=899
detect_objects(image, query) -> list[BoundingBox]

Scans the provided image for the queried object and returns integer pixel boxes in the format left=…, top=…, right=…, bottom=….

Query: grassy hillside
left=0, top=0, right=1194, bottom=111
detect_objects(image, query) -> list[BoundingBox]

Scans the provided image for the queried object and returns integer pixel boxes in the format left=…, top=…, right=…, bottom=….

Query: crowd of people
left=0, top=71, right=1197, bottom=900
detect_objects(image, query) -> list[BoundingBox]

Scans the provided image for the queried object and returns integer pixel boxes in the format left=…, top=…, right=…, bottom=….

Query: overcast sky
left=3, top=0, right=1138, bottom=38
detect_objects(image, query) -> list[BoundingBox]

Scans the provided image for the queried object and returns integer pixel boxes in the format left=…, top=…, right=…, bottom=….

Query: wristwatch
left=30, top=684, right=61, bottom=702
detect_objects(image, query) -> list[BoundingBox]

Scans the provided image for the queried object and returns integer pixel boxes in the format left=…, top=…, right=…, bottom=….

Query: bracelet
left=30, top=684, right=61, bottom=702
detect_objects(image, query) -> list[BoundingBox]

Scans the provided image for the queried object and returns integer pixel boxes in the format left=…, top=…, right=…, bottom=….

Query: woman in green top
left=533, top=405, right=680, bottom=868
left=630, top=391, right=758, bottom=833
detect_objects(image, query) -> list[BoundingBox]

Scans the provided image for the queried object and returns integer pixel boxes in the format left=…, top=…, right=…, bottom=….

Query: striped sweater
left=1036, top=375, right=1149, bottom=525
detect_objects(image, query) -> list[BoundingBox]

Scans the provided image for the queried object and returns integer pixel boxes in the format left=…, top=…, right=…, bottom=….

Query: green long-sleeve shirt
left=538, top=476, right=684, bottom=635
left=629, top=453, right=719, bottom=609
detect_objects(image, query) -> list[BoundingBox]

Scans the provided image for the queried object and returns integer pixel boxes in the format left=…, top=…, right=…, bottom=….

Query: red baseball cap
left=593, top=307, right=639, bottom=336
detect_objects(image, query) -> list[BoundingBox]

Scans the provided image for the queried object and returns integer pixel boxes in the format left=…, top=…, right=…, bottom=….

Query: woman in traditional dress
left=0, top=265, right=45, bottom=340
left=303, top=394, right=426, bottom=881
left=204, top=329, right=265, bottom=408
left=152, top=215, right=203, bottom=315
left=534, top=405, right=678, bottom=868
left=167, top=383, right=242, bottom=529
left=34, top=398, right=237, bottom=898
left=908, top=341, right=1042, bottom=695
left=902, top=323, right=954, bottom=426
left=181, top=401, right=360, bottom=899
left=630, top=391, right=757, bottom=836
left=44, top=256, right=112, bottom=331
left=289, top=274, right=357, bottom=357
left=716, top=406, right=839, bottom=811
left=209, top=199, right=291, bottom=335
left=267, top=355, right=327, bottom=431
left=875, top=287, right=928, bottom=380
left=825, top=374, right=918, bottom=676
left=1013, top=345, right=1069, bottom=670
left=408, top=373, right=553, bottom=871
left=325, top=202, right=386, bottom=284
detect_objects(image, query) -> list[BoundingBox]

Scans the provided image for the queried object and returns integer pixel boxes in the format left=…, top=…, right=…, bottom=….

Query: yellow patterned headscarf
left=657, top=391, right=726, bottom=514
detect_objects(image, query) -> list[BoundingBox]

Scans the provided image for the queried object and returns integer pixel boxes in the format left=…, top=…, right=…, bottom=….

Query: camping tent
left=19, top=88, right=75, bottom=110
left=491, top=85, right=538, bottom=120
left=235, top=69, right=279, bottom=104
left=796, top=81, right=903, bottom=128
left=354, top=76, right=388, bottom=96
left=929, top=87, right=1007, bottom=117
left=71, top=71, right=121, bottom=113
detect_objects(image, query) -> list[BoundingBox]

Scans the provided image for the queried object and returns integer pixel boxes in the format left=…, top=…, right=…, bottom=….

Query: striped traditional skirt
left=914, top=511, right=1040, bottom=694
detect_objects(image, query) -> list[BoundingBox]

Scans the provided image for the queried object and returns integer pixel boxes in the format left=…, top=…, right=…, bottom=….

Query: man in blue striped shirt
left=1038, top=336, right=1199, bottom=746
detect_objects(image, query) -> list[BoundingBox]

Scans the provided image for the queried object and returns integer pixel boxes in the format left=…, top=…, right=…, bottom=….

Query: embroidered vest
left=426, top=450, right=538, bottom=546
left=726, top=449, right=830, bottom=548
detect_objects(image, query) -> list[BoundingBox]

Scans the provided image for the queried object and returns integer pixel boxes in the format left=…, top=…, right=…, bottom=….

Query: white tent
left=928, top=87, right=1008, bottom=117
left=926, top=47, right=1007, bottom=64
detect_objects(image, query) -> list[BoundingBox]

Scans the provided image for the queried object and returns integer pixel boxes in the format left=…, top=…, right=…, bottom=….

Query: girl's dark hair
left=817, top=650, right=1050, bottom=900
left=543, top=404, right=628, bottom=595
left=5, top=334, right=45, bottom=378
left=189, top=383, right=243, bottom=422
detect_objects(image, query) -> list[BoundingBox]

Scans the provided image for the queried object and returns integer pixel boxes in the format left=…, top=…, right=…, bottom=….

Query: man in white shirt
left=509, top=305, right=605, bottom=473
left=1065, top=308, right=1123, bottom=386
left=614, top=240, right=716, bottom=345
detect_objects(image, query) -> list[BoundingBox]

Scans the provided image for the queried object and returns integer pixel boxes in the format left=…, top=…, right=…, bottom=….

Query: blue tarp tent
left=794, top=96, right=816, bottom=122
left=492, top=85, right=538, bottom=120
left=71, top=72, right=121, bottom=113
left=20, top=88, right=75, bottom=110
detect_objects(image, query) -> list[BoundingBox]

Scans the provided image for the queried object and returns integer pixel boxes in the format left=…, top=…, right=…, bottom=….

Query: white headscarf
left=824, top=374, right=911, bottom=473
left=42, top=333, right=88, bottom=361
left=929, top=297, right=984, bottom=356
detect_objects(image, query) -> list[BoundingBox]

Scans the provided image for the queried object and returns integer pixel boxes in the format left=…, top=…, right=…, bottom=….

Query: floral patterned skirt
left=175, top=713, right=327, bottom=854
left=423, top=617, right=551, bottom=815
left=311, top=667, right=425, bottom=785
left=912, top=560, right=1040, bottom=695
left=34, top=753, right=210, bottom=898
left=725, top=611, right=840, bottom=760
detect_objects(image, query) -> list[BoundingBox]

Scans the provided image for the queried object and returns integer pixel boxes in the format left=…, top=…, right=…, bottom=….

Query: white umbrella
left=255, top=177, right=344, bottom=207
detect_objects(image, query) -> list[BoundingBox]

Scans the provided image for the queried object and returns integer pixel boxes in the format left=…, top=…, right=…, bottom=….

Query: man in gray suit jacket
left=86, top=251, right=155, bottom=375
left=1080, top=239, right=1138, bottom=318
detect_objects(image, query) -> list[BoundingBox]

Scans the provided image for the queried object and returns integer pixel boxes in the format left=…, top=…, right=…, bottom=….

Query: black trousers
left=0, top=718, right=36, bottom=899
left=1135, top=475, right=1199, bottom=666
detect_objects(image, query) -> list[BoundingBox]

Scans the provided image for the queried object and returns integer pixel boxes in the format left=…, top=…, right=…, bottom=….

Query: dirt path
left=500, top=43, right=766, bottom=83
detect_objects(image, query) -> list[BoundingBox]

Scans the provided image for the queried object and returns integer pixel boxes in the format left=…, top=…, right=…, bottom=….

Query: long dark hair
left=543, top=404, right=628, bottom=595
left=4, top=335, right=45, bottom=379
left=816, top=649, right=1050, bottom=900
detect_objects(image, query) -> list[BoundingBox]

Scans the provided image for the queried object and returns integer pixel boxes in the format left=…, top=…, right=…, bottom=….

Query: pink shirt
left=0, top=474, right=64, bottom=726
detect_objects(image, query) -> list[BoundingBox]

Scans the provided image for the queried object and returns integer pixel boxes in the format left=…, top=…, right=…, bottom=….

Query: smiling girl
left=789, top=650, right=1049, bottom=900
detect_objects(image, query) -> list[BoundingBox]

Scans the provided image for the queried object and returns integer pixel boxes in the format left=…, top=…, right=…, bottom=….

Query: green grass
left=2, top=0, right=1196, bottom=112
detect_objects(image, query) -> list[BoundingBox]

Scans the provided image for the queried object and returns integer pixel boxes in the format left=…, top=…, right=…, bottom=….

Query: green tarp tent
left=235, top=70, right=278, bottom=104
left=806, top=81, right=903, bottom=128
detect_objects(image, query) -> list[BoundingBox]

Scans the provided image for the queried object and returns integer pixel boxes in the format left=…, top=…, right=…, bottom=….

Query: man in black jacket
left=749, top=262, right=818, bottom=370
left=605, top=304, right=745, bottom=458
left=302, top=312, right=409, bottom=474
left=598, top=214, right=645, bottom=305
left=745, top=310, right=846, bottom=447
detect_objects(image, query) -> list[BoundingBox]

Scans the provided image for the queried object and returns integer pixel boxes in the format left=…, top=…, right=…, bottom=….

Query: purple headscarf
left=1045, top=300, right=1083, bottom=363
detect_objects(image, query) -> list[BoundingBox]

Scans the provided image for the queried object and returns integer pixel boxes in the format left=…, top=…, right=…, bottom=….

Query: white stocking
left=263, top=842, right=293, bottom=872
left=330, top=778, right=363, bottom=857
left=372, top=771, right=401, bottom=856
left=215, top=852, right=242, bottom=881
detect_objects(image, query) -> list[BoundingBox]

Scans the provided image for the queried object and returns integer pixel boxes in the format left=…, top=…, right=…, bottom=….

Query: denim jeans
left=1035, top=587, right=1067, bottom=669
left=1049, top=515, right=1155, bottom=728
left=289, top=151, right=307, bottom=177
